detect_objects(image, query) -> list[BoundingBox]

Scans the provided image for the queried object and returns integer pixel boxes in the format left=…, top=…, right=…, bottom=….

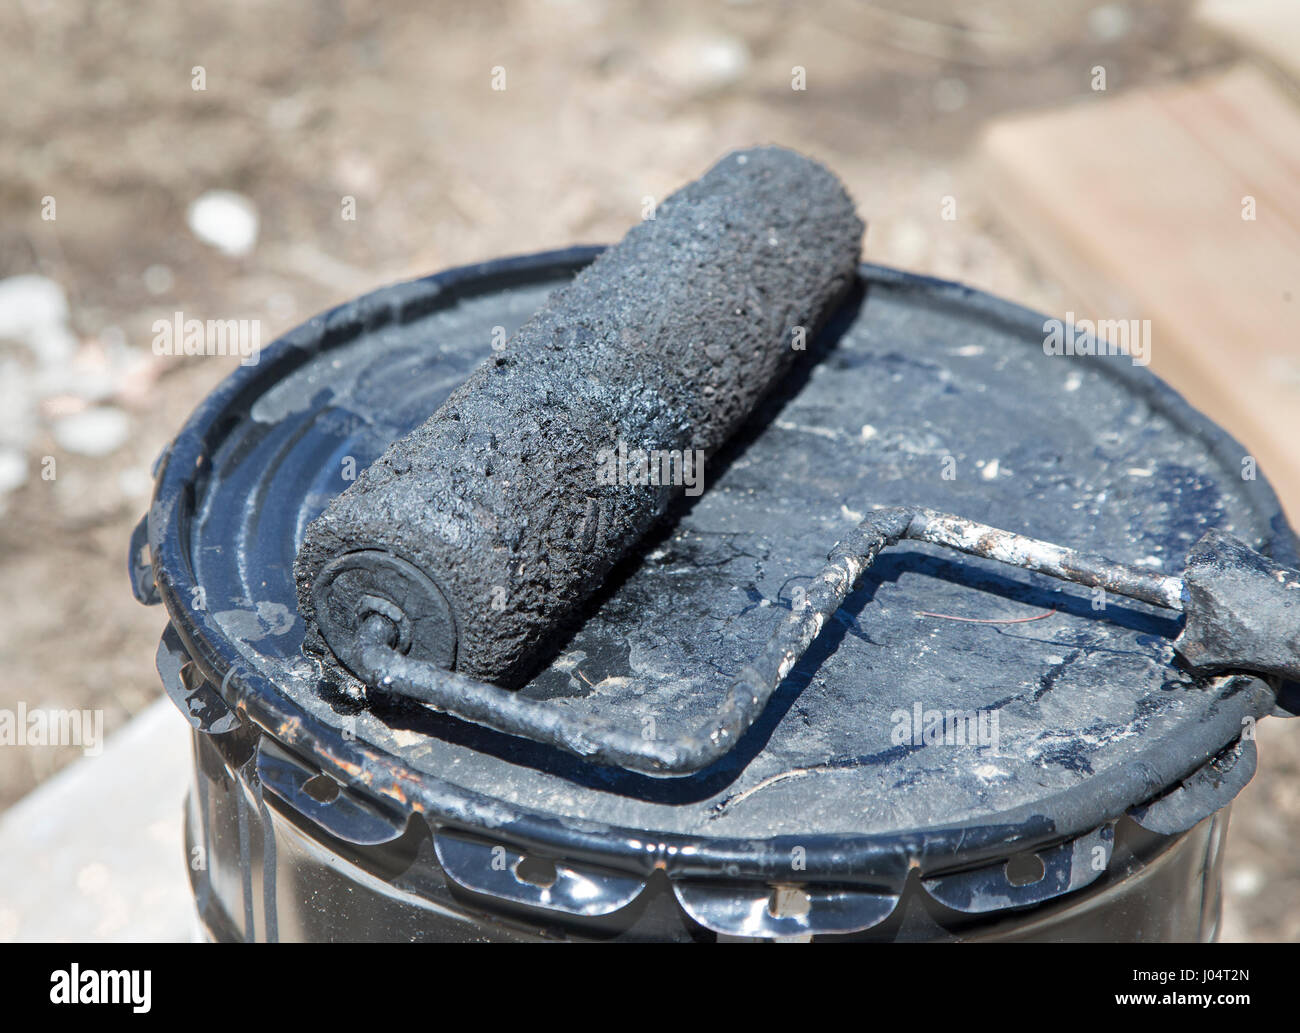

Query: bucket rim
left=144, top=246, right=1294, bottom=892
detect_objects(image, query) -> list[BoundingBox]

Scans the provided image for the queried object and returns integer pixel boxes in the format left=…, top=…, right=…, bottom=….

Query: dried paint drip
left=295, top=146, right=863, bottom=688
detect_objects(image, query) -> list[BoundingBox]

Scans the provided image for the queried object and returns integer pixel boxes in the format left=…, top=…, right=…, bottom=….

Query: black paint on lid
left=147, top=248, right=1294, bottom=886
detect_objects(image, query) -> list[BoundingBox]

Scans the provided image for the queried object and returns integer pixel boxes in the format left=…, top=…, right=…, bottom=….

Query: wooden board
left=1198, top=0, right=1300, bottom=84
left=978, top=65, right=1300, bottom=518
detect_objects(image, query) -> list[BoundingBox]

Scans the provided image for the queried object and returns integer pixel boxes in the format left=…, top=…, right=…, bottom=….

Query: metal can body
left=183, top=720, right=1228, bottom=942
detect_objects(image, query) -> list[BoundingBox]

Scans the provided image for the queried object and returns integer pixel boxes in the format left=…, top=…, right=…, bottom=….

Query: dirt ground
left=0, top=0, right=1295, bottom=941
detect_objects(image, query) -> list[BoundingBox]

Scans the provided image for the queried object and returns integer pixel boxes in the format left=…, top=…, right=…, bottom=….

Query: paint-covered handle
left=1174, top=529, right=1300, bottom=683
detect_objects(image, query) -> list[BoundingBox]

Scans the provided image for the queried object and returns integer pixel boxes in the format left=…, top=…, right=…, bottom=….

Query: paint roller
left=294, top=146, right=864, bottom=690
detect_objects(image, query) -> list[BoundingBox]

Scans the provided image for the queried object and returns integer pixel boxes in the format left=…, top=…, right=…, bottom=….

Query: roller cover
left=295, top=146, right=863, bottom=688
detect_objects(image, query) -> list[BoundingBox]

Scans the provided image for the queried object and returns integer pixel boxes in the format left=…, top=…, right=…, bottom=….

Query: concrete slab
left=0, top=695, right=194, bottom=942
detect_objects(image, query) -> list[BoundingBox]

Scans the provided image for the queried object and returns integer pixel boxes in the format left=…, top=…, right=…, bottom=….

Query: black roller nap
left=295, top=146, right=864, bottom=688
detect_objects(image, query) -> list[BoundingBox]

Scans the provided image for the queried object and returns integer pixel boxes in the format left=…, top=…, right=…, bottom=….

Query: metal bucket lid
left=138, top=247, right=1293, bottom=924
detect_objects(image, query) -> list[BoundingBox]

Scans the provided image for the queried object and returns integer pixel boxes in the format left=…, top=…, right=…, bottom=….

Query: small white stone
left=187, top=190, right=260, bottom=257
left=52, top=406, right=130, bottom=457
left=981, top=458, right=1000, bottom=480
left=0, top=275, right=77, bottom=365
left=143, top=265, right=174, bottom=295
left=0, top=359, right=36, bottom=449
left=661, top=34, right=750, bottom=93
left=888, top=221, right=927, bottom=266
left=0, top=275, right=68, bottom=337
left=1088, top=4, right=1132, bottom=42
left=0, top=448, right=27, bottom=496
left=694, top=35, right=749, bottom=88
left=1228, top=865, right=1263, bottom=898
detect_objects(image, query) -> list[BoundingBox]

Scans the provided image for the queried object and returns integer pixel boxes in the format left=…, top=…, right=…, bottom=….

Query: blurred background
left=0, top=0, right=1296, bottom=941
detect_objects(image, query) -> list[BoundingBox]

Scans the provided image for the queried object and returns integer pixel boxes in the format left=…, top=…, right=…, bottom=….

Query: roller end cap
left=311, top=550, right=457, bottom=682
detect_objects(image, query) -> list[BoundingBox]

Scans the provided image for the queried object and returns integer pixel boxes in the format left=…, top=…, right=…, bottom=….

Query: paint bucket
left=130, top=248, right=1294, bottom=941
